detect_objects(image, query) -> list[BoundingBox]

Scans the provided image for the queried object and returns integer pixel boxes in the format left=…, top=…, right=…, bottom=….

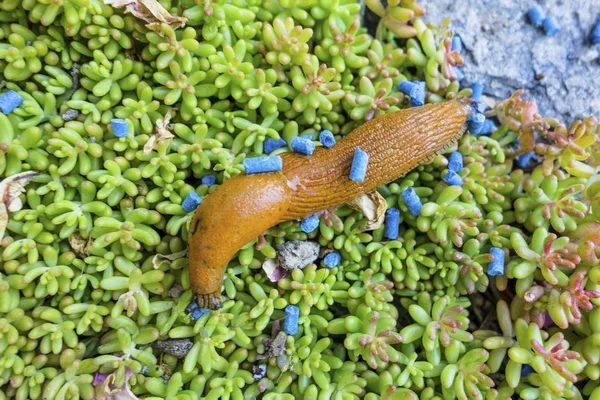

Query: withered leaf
left=143, top=108, right=176, bottom=155
left=68, top=232, right=92, bottom=258
left=0, top=171, right=39, bottom=240
left=346, top=190, right=387, bottom=232
left=104, top=0, right=187, bottom=31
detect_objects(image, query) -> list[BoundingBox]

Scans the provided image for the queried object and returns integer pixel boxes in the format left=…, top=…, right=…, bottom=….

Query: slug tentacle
left=188, top=101, right=470, bottom=309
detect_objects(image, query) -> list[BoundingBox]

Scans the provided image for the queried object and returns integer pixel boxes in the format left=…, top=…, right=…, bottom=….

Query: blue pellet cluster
left=111, top=119, right=129, bottom=137
left=527, top=5, right=544, bottom=27
left=384, top=207, right=400, bottom=240
left=443, top=170, right=463, bottom=186
left=291, top=136, right=315, bottom=155
left=488, top=247, right=505, bottom=276
left=264, top=138, right=286, bottom=154
left=470, top=82, right=484, bottom=103
left=402, top=187, right=422, bottom=216
left=201, top=175, right=216, bottom=186
left=467, top=112, right=486, bottom=135
left=592, top=18, right=600, bottom=44
left=301, top=214, right=320, bottom=233
left=349, top=147, right=368, bottom=182
left=323, top=252, right=341, bottom=268
left=448, top=151, right=463, bottom=172
left=244, top=155, right=283, bottom=174
left=0, top=90, right=23, bottom=114
left=319, top=130, right=336, bottom=148
left=182, top=191, right=202, bottom=212
left=516, top=151, right=535, bottom=168
left=283, top=305, right=300, bottom=335
left=398, top=80, right=426, bottom=107
left=542, top=15, right=560, bottom=36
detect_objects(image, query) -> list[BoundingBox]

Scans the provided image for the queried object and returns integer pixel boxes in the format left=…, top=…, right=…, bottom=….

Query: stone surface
left=276, top=240, right=320, bottom=271
left=420, top=0, right=600, bottom=123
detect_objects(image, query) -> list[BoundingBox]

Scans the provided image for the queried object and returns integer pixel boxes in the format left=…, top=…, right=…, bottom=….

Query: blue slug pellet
left=470, top=82, right=484, bottom=102
left=323, top=252, right=341, bottom=268
left=111, top=119, right=129, bottom=137
left=349, top=147, right=368, bottom=182
left=455, top=68, right=465, bottom=82
left=443, top=170, right=463, bottom=186
left=300, top=214, right=320, bottom=233
left=319, top=130, right=336, bottom=148
left=448, top=151, right=463, bottom=172
left=283, top=305, right=300, bottom=335
left=384, top=207, right=400, bottom=240
left=291, top=137, right=315, bottom=155
left=480, top=119, right=496, bottom=135
left=543, top=16, right=560, bottom=36
left=521, top=365, right=534, bottom=377
left=488, top=247, right=505, bottom=276
left=0, top=90, right=23, bottom=114
left=191, top=308, right=210, bottom=321
left=527, top=6, right=544, bottom=27
left=244, top=155, right=283, bottom=174
left=467, top=112, right=486, bottom=135
left=264, top=138, right=286, bottom=154
left=201, top=175, right=217, bottom=186
left=398, top=80, right=425, bottom=107
left=182, top=191, right=202, bottom=212
left=451, top=35, right=462, bottom=52
left=591, top=18, right=600, bottom=44
left=516, top=151, right=535, bottom=168
left=402, top=187, right=422, bottom=216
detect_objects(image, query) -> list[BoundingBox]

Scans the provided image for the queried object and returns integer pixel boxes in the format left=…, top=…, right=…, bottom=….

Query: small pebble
left=182, top=191, right=202, bottom=212
left=291, top=136, right=315, bottom=155
left=283, top=305, right=300, bottom=335
left=0, top=90, right=23, bottom=114
left=527, top=5, right=544, bottom=27
left=591, top=18, right=600, bottom=44
left=276, top=240, right=320, bottom=271
left=349, top=147, right=368, bottom=183
left=467, top=112, right=486, bottom=135
left=300, top=214, right=320, bottom=233
left=516, top=151, right=535, bottom=168
left=252, top=364, right=267, bottom=380
left=443, top=170, right=463, bottom=186
left=451, top=35, right=462, bottom=52
left=384, top=207, right=400, bottom=240
left=319, top=130, right=336, bottom=148
left=323, top=252, right=341, bottom=268
left=244, top=155, right=282, bottom=174
left=151, top=339, right=194, bottom=359
left=488, top=247, right=505, bottom=276
left=402, top=187, right=422, bottom=216
left=111, top=118, right=129, bottom=137
left=201, top=175, right=216, bottom=186
left=448, top=151, right=463, bottom=172
left=264, top=138, right=286, bottom=154
left=398, top=80, right=426, bottom=107
left=470, top=82, right=484, bottom=102
left=62, top=108, right=80, bottom=121
left=542, top=16, right=560, bottom=37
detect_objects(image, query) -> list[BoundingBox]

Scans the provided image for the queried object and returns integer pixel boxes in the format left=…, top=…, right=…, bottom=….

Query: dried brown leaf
left=143, top=108, right=176, bottom=155
left=104, top=0, right=187, bottom=31
left=0, top=171, right=38, bottom=240
left=346, top=190, right=387, bottom=232
left=68, top=232, right=92, bottom=258
left=151, top=249, right=187, bottom=269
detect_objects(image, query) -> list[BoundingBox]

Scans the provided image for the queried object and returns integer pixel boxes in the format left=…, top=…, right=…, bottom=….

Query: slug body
left=188, top=101, right=471, bottom=308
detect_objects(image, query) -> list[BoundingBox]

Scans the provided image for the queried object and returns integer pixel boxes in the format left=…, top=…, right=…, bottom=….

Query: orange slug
left=187, top=100, right=472, bottom=309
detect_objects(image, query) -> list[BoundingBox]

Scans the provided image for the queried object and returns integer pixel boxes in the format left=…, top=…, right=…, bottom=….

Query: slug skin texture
left=188, top=100, right=471, bottom=309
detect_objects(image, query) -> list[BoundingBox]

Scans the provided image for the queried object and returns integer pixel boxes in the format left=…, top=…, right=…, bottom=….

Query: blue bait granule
left=191, top=308, right=210, bottom=321
left=516, top=151, right=535, bottom=168
left=301, top=214, right=320, bottom=233
left=398, top=80, right=425, bottom=107
left=591, top=18, right=600, bottom=44
left=201, top=175, right=216, bottom=186
left=349, top=147, right=368, bottom=182
left=454, top=68, right=465, bottom=82
left=244, top=155, right=283, bottom=174
left=521, top=365, right=534, bottom=377
left=527, top=5, right=544, bottom=27
left=0, top=90, right=23, bottom=114
left=283, top=305, right=300, bottom=335
left=323, top=252, right=341, bottom=268
left=467, top=112, right=486, bottom=135
left=264, top=138, right=286, bottom=154
left=488, top=247, right=505, bottom=276
left=451, top=35, right=462, bottom=52
left=543, top=16, right=560, bottom=36
left=319, top=130, right=336, bottom=148
left=443, top=170, right=463, bottom=186
left=182, top=191, right=202, bottom=212
left=384, top=207, right=400, bottom=240
left=111, top=118, right=129, bottom=137
left=480, top=119, right=496, bottom=135
left=448, top=151, right=463, bottom=172
left=402, top=187, right=422, bottom=216
left=291, top=136, right=315, bottom=155
left=470, top=82, right=484, bottom=102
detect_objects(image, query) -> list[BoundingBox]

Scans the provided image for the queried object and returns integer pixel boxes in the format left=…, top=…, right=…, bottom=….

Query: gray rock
left=151, top=338, right=194, bottom=359
left=420, top=0, right=600, bottom=123
left=276, top=240, right=320, bottom=271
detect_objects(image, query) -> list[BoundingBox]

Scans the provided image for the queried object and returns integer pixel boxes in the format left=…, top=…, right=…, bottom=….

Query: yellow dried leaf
left=0, top=171, right=38, bottom=240
left=346, top=190, right=387, bottom=232
left=104, top=0, right=187, bottom=31
left=143, top=108, right=176, bottom=155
